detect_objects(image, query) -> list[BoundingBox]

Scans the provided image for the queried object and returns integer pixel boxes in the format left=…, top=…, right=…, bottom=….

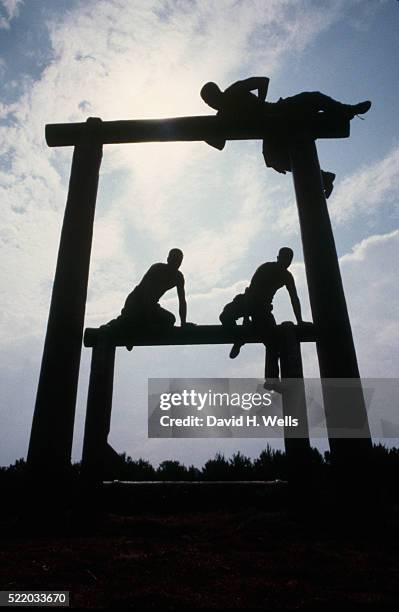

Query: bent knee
left=219, top=310, right=229, bottom=325
left=220, top=307, right=234, bottom=326
left=165, top=311, right=176, bottom=326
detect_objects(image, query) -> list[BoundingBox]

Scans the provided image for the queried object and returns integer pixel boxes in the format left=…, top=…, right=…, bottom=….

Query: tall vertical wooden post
left=27, top=119, right=103, bottom=476
left=289, top=139, right=372, bottom=462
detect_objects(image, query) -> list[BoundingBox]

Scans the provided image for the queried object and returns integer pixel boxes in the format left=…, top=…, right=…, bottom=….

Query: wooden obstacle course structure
left=27, top=111, right=372, bottom=479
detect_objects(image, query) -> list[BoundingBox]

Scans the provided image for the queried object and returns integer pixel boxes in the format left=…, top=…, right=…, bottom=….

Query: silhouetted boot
left=351, top=100, right=372, bottom=116
left=340, top=100, right=372, bottom=120
left=228, top=314, right=251, bottom=359
left=229, top=343, right=242, bottom=359
left=321, top=171, right=336, bottom=199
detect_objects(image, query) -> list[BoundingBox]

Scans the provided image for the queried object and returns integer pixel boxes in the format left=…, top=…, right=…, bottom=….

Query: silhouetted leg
left=229, top=314, right=251, bottom=359
left=321, top=170, right=336, bottom=199
left=262, top=138, right=290, bottom=173
left=117, top=302, right=176, bottom=351
left=277, top=91, right=371, bottom=120
left=104, top=312, right=140, bottom=352
left=219, top=294, right=248, bottom=358
left=152, top=304, right=176, bottom=328
left=262, top=138, right=336, bottom=198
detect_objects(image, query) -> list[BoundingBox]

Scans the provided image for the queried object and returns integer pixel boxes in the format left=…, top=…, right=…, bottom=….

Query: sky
left=0, top=0, right=398, bottom=468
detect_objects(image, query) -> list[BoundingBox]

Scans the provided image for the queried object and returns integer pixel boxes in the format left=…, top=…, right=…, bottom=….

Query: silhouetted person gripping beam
left=105, top=249, right=194, bottom=350
left=200, top=77, right=371, bottom=199
left=220, top=248, right=304, bottom=391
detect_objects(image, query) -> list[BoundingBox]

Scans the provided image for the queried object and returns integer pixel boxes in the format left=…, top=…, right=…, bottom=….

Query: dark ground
left=1, top=482, right=398, bottom=609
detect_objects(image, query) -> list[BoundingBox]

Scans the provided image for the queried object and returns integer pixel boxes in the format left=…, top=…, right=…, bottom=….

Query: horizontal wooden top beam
left=84, top=322, right=317, bottom=348
left=45, top=115, right=350, bottom=147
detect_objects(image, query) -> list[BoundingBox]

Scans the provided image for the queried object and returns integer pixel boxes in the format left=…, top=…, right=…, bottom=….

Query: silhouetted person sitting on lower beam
left=106, top=248, right=192, bottom=350
left=220, top=247, right=303, bottom=391
left=200, top=77, right=371, bottom=199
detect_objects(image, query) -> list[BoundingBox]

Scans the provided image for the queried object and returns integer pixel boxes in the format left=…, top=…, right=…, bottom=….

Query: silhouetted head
left=200, top=82, right=223, bottom=110
left=277, top=247, right=293, bottom=269
left=167, top=248, right=183, bottom=269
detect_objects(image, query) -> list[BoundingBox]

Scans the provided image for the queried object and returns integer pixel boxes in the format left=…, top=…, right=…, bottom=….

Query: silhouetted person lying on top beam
left=220, top=247, right=303, bottom=392
left=105, top=248, right=193, bottom=350
left=200, top=77, right=371, bottom=199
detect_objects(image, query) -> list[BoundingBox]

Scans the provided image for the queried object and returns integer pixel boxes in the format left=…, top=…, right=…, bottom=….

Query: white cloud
left=269, top=145, right=399, bottom=237
left=339, top=229, right=399, bottom=377
left=289, top=230, right=399, bottom=377
left=0, top=0, right=22, bottom=29
left=331, top=145, right=399, bottom=225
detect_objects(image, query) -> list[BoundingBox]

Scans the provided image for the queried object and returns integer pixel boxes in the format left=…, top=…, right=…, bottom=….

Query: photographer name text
left=159, top=415, right=299, bottom=428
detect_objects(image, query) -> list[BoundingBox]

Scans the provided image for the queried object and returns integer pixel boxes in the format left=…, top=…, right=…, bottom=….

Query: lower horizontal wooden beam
left=83, top=322, right=317, bottom=348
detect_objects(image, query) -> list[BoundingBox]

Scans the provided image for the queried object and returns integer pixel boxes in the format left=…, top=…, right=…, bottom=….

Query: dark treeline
left=0, top=445, right=313, bottom=482
left=2, top=444, right=399, bottom=484
left=104, top=446, right=322, bottom=481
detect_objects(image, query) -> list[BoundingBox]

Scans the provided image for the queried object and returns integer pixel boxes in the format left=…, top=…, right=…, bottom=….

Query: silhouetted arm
left=238, top=77, right=270, bottom=102
left=177, top=275, right=187, bottom=326
left=286, top=275, right=302, bottom=324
